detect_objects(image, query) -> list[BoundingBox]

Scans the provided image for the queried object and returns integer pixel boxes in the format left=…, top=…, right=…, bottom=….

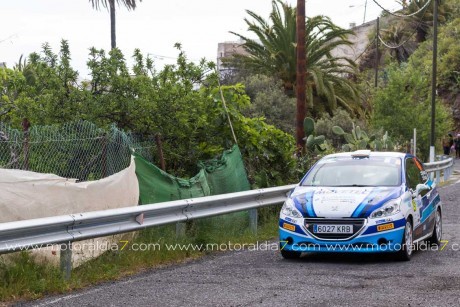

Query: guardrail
left=0, top=184, right=296, bottom=278
left=423, top=156, right=455, bottom=184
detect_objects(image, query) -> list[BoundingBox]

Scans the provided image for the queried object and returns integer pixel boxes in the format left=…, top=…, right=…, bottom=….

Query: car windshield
left=301, top=156, right=401, bottom=187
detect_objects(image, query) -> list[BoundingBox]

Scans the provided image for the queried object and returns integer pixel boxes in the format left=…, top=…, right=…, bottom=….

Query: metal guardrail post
left=249, top=209, right=258, bottom=235
left=176, top=222, right=186, bottom=238
left=436, top=170, right=441, bottom=184
left=60, top=241, right=72, bottom=280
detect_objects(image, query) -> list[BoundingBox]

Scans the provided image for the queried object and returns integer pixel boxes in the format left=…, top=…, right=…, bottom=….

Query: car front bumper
left=279, top=216, right=406, bottom=253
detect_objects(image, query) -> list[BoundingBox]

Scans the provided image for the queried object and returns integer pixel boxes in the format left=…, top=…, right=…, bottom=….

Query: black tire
left=396, top=219, right=413, bottom=261
left=428, top=209, right=442, bottom=246
left=280, top=249, right=301, bottom=259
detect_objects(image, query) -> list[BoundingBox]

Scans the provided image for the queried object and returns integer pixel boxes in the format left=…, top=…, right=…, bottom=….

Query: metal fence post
left=155, top=133, right=166, bottom=171
left=249, top=209, right=258, bottom=235
left=60, top=241, right=72, bottom=280
left=176, top=222, right=186, bottom=238
left=101, top=133, right=108, bottom=178
left=22, top=118, right=30, bottom=170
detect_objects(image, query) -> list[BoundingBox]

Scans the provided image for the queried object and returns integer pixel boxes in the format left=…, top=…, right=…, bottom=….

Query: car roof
left=321, top=150, right=409, bottom=160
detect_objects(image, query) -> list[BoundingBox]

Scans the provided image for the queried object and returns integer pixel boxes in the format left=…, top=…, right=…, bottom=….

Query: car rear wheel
left=428, top=209, right=442, bottom=246
left=280, top=249, right=301, bottom=259
left=397, top=220, right=413, bottom=261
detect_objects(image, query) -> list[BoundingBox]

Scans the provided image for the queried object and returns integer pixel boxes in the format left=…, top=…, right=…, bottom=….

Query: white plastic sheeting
left=0, top=158, right=139, bottom=267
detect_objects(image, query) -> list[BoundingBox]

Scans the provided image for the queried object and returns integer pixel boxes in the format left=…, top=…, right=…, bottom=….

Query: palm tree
left=401, top=0, right=450, bottom=43
left=89, top=0, right=142, bottom=49
left=380, top=23, right=415, bottom=64
left=229, top=0, right=359, bottom=116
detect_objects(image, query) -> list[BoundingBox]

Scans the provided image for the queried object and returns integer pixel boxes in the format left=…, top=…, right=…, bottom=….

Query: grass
left=0, top=207, right=281, bottom=303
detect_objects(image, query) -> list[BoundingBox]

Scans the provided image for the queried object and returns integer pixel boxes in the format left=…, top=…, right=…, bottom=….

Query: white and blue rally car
left=279, top=150, right=442, bottom=261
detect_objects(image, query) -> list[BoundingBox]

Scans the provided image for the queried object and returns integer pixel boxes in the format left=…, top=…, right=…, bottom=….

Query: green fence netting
left=134, top=145, right=250, bottom=204
left=198, top=146, right=251, bottom=196
left=134, top=145, right=251, bottom=238
left=0, top=121, right=156, bottom=181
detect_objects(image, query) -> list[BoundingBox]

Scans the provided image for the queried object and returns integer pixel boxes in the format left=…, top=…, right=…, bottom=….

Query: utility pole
left=363, top=0, right=368, bottom=24
left=374, top=17, right=379, bottom=87
left=296, top=0, right=306, bottom=153
left=430, top=0, right=438, bottom=162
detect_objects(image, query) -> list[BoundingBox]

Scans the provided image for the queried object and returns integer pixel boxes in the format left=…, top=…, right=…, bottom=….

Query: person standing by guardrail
left=442, top=134, right=453, bottom=156
left=454, top=133, right=460, bottom=159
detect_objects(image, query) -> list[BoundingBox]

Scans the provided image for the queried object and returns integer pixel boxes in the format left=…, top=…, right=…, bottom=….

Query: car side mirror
left=414, top=183, right=430, bottom=197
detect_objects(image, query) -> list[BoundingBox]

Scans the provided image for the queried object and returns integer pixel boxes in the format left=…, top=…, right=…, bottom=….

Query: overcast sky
left=0, top=0, right=401, bottom=78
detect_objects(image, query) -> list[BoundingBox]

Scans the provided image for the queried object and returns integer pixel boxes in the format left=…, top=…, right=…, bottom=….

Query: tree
left=0, top=68, right=24, bottom=118
left=240, top=74, right=296, bottom=133
left=371, top=64, right=452, bottom=160
left=380, top=23, right=416, bottom=64
left=295, top=0, right=306, bottom=150
left=229, top=0, right=359, bottom=117
left=400, top=0, right=450, bottom=43
left=89, top=0, right=142, bottom=49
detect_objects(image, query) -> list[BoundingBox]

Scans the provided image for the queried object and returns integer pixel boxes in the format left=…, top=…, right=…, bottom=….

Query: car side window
left=405, top=158, right=423, bottom=191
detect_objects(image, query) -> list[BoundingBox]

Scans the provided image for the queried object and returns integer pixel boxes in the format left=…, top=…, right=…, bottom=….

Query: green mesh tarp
left=135, top=145, right=250, bottom=204
left=199, top=145, right=251, bottom=196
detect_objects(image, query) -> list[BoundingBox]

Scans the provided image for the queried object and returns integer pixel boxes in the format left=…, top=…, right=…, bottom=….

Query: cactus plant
left=303, top=117, right=326, bottom=152
left=332, top=124, right=394, bottom=152
left=332, top=123, right=374, bottom=151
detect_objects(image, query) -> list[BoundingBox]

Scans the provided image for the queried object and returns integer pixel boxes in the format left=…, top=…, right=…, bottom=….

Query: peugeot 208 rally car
left=279, top=150, right=442, bottom=261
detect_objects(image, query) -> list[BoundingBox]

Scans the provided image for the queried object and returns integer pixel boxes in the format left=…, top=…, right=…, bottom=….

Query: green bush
left=371, top=64, right=453, bottom=160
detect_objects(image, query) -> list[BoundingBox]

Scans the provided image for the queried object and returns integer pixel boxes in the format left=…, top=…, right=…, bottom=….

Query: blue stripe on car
left=421, top=194, right=440, bottom=223
left=358, top=188, right=403, bottom=218
left=351, top=188, right=382, bottom=218
left=304, top=190, right=317, bottom=217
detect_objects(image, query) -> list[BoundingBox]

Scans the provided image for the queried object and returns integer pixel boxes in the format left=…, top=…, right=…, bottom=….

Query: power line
left=353, top=37, right=376, bottom=61
left=372, top=0, right=432, bottom=18
left=0, top=33, right=19, bottom=44
left=147, top=52, right=203, bottom=62
left=376, top=1, right=429, bottom=50
left=378, top=32, right=413, bottom=49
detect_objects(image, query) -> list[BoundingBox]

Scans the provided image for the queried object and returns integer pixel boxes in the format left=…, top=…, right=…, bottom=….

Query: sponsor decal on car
left=282, top=222, right=296, bottom=232
left=375, top=218, right=393, bottom=225
left=377, top=223, right=395, bottom=232
left=412, top=199, right=417, bottom=212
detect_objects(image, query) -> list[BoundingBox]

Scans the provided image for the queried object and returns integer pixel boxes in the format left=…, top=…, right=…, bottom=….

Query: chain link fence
left=0, top=121, right=157, bottom=181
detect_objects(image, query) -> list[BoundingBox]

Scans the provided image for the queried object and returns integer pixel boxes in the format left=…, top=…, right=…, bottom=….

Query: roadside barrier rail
left=0, top=185, right=296, bottom=254
left=424, top=156, right=454, bottom=184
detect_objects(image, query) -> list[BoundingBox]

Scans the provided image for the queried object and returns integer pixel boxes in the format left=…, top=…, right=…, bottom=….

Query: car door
left=405, top=157, right=430, bottom=239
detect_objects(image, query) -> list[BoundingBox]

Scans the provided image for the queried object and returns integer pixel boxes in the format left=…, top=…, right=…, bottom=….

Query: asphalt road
left=21, top=179, right=460, bottom=307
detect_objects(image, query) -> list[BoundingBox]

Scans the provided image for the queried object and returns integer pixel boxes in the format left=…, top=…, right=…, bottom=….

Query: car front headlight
left=281, top=198, right=303, bottom=218
left=370, top=199, right=401, bottom=219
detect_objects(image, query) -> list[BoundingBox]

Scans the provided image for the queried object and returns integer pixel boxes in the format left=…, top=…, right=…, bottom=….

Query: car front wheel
left=397, top=219, right=413, bottom=261
left=428, top=209, right=442, bottom=246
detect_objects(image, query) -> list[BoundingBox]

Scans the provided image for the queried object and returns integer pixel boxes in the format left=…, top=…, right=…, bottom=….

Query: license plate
left=313, top=224, right=353, bottom=234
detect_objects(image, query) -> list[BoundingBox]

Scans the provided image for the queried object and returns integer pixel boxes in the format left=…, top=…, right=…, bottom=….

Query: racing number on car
left=412, top=199, right=417, bottom=212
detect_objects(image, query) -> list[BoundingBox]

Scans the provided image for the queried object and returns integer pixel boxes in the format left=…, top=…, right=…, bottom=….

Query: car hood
left=290, top=186, right=403, bottom=218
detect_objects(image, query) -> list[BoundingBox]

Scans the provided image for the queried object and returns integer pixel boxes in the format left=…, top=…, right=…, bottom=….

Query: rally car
left=279, top=150, right=442, bottom=261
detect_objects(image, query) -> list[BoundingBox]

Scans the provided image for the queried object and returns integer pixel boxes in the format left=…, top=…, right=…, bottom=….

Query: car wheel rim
left=405, top=222, right=413, bottom=256
left=435, top=211, right=442, bottom=241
